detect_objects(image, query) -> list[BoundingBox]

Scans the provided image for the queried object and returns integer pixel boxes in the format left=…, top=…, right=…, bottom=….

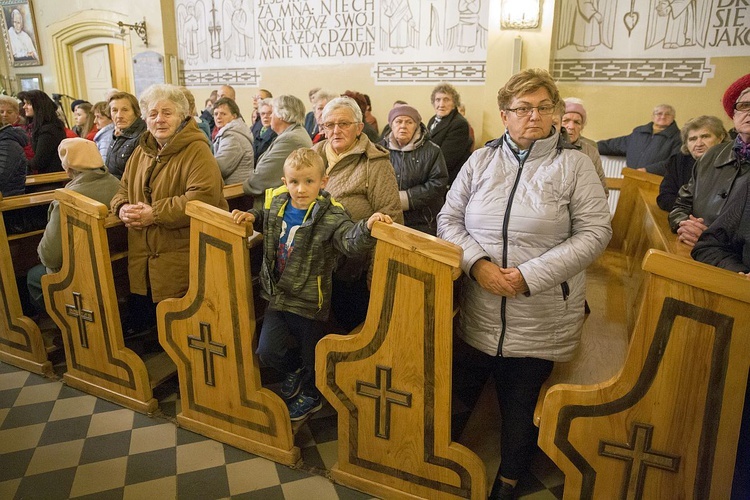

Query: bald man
left=218, top=85, right=236, bottom=101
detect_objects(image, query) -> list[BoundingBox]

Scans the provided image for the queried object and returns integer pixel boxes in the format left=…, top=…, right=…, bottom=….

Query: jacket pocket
left=560, top=281, right=569, bottom=301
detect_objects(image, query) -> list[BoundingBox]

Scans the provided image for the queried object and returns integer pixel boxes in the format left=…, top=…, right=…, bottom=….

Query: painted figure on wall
left=177, top=1, right=208, bottom=65
left=382, top=0, right=418, bottom=54
left=645, top=0, right=713, bottom=49
left=446, top=0, right=487, bottom=53
left=225, top=0, right=254, bottom=61
left=557, top=0, right=617, bottom=52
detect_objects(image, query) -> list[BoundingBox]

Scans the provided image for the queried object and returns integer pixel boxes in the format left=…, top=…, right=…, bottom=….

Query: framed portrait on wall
left=0, top=0, right=41, bottom=67
left=17, top=72, right=41, bottom=91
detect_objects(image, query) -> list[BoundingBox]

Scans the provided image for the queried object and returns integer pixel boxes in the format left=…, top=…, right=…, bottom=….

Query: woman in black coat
left=18, top=90, right=66, bottom=174
left=381, top=105, right=448, bottom=235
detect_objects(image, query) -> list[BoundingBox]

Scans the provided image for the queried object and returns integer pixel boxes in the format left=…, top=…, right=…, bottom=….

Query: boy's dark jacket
left=250, top=186, right=376, bottom=320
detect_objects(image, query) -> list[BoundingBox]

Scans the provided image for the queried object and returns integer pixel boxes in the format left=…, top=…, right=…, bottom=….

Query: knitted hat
left=388, top=104, right=422, bottom=125
left=564, top=99, right=587, bottom=125
left=723, top=74, right=750, bottom=118
left=58, top=138, right=104, bottom=170
left=70, top=99, right=89, bottom=112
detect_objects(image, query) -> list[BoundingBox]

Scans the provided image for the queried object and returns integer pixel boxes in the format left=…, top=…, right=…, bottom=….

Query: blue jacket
left=250, top=187, right=376, bottom=320
left=597, top=121, right=681, bottom=175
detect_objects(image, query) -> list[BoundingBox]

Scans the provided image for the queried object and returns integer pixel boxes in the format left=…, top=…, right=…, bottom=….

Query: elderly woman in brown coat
left=312, top=96, right=403, bottom=331
left=110, top=84, right=227, bottom=317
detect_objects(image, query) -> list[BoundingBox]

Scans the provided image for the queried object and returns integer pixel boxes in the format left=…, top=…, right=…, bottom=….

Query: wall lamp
left=118, top=18, right=149, bottom=46
left=500, top=0, right=541, bottom=30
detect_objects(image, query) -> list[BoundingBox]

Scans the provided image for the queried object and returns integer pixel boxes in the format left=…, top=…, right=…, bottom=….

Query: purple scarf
left=735, top=135, right=750, bottom=162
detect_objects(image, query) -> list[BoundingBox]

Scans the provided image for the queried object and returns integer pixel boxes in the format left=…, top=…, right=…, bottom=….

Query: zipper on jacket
left=561, top=281, right=569, bottom=301
left=497, top=140, right=533, bottom=357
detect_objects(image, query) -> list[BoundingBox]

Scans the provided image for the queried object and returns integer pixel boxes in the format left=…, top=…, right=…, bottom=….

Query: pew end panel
left=316, top=222, right=487, bottom=499
left=538, top=250, right=750, bottom=499
left=42, top=189, right=163, bottom=414
left=157, top=201, right=299, bottom=466
left=0, top=193, right=53, bottom=376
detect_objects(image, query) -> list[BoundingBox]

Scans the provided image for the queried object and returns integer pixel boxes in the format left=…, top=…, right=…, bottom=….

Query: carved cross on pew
left=356, top=365, right=412, bottom=439
left=65, top=292, right=94, bottom=348
left=187, top=322, right=227, bottom=387
left=599, top=422, right=681, bottom=500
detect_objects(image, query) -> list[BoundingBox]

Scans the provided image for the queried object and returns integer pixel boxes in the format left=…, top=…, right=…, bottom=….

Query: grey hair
left=653, top=104, right=676, bottom=117
left=679, top=115, right=728, bottom=155
left=272, top=95, right=306, bottom=125
left=322, top=96, right=362, bottom=123
left=0, top=95, right=20, bottom=108
left=313, top=89, right=339, bottom=106
left=138, top=84, right=189, bottom=121
left=258, top=98, right=273, bottom=110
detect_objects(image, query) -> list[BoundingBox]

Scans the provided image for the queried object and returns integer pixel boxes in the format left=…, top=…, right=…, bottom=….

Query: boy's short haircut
left=284, top=148, right=326, bottom=177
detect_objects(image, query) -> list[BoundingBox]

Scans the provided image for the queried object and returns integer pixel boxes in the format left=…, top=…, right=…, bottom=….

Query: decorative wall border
left=180, top=68, right=260, bottom=87
left=372, top=61, right=486, bottom=84
left=553, top=59, right=715, bottom=85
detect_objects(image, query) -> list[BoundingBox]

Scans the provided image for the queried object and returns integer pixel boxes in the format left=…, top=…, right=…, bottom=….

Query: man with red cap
left=668, top=73, right=750, bottom=246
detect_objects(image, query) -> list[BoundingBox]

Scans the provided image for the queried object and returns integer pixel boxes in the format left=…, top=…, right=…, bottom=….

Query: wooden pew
left=157, top=201, right=300, bottom=466
left=316, top=223, right=487, bottom=500
left=538, top=250, right=750, bottom=499
left=41, top=189, right=171, bottom=414
left=0, top=191, right=56, bottom=376
left=25, top=171, right=70, bottom=194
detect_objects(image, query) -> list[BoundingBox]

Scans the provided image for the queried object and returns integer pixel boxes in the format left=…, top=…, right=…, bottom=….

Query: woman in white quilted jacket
left=437, top=69, right=612, bottom=499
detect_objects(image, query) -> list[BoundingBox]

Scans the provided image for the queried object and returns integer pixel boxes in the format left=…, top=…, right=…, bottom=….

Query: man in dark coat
left=426, top=83, right=472, bottom=184
left=597, top=104, right=681, bottom=175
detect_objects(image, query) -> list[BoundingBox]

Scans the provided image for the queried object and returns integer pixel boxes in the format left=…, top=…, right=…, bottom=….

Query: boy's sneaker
left=281, top=368, right=304, bottom=400
left=287, top=392, right=322, bottom=421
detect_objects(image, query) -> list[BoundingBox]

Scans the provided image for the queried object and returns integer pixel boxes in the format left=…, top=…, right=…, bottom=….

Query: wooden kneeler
left=157, top=201, right=299, bottom=466
left=0, top=193, right=51, bottom=376
left=538, top=250, right=750, bottom=499
left=316, top=223, right=487, bottom=499
left=43, top=189, right=172, bottom=414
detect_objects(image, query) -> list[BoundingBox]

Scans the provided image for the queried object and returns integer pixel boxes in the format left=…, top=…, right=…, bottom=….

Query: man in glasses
left=669, top=73, right=750, bottom=246
left=597, top=103, right=682, bottom=175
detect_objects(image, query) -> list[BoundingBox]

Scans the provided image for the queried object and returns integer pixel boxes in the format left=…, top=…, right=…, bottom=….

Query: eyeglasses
left=322, top=121, right=357, bottom=131
left=734, top=101, right=750, bottom=113
left=505, top=104, right=556, bottom=117
left=653, top=111, right=674, bottom=117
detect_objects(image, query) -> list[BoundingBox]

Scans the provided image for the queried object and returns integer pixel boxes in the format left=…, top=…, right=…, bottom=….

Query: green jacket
left=251, top=186, right=376, bottom=320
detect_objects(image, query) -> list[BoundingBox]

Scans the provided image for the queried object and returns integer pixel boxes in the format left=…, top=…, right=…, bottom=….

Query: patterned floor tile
left=222, top=443, right=259, bottom=464
left=0, top=478, right=21, bottom=499
left=93, top=397, right=124, bottom=414
left=0, top=388, right=20, bottom=409
left=0, top=448, right=35, bottom=481
left=79, top=430, right=133, bottom=465
left=48, top=394, right=97, bottom=421
left=275, top=462, right=315, bottom=484
left=226, top=457, right=281, bottom=494
left=300, top=442, right=326, bottom=470
left=230, top=484, right=286, bottom=500
left=38, top=415, right=93, bottom=446
left=176, top=426, right=209, bottom=445
left=333, top=483, right=376, bottom=500
left=1, top=400, right=55, bottom=429
left=25, top=439, right=85, bottom=476
left=176, top=465, right=230, bottom=499
left=176, top=439, right=226, bottom=474
left=0, top=407, right=8, bottom=427
left=312, top=440, right=338, bottom=471
left=14, top=466, right=77, bottom=500
left=87, top=409, right=134, bottom=437
left=0, top=370, right=29, bottom=391
left=123, top=476, right=176, bottom=500
left=281, top=475, right=339, bottom=499
left=125, top=447, right=177, bottom=484
left=128, top=423, right=176, bottom=454
left=0, top=422, right=46, bottom=454
left=69, top=456, right=128, bottom=498
left=13, top=381, right=62, bottom=406
left=73, top=486, right=125, bottom=500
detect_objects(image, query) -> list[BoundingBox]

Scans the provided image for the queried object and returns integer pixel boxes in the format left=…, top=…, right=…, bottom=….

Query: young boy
left=232, top=148, right=392, bottom=420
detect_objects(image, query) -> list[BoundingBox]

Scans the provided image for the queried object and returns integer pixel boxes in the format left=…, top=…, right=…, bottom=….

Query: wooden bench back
left=538, top=251, right=750, bottom=499
left=41, top=189, right=166, bottom=413
left=156, top=200, right=300, bottom=465
left=0, top=191, right=55, bottom=375
left=316, top=222, right=487, bottom=499
left=25, top=171, right=70, bottom=194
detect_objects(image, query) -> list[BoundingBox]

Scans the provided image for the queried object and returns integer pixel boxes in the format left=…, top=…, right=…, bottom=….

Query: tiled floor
left=0, top=358, right=565, bottom=499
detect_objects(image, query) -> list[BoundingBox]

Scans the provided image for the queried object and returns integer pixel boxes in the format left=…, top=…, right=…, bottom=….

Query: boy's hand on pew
left=367, top=212, right=392, bottom=230
left=231, top=209, right=255, bottom=225
left=470, top=259, right=517, bottom=297
left=676, top=215, right=708, bottom=247
left=119, top=202, right=154, bottom=229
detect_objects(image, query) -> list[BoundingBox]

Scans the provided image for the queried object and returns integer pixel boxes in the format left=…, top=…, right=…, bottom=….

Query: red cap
left=723, top=74, right=750, bottom=118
